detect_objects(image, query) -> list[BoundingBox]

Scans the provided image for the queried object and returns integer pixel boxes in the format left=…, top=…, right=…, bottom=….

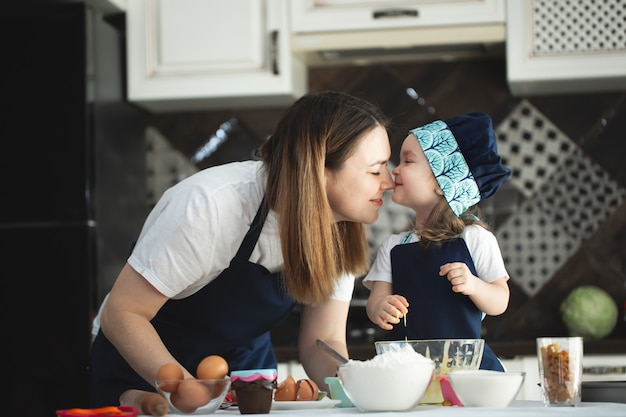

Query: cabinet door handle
left=372, top=8, right=419, bottom=19
left=270, top=30, right=279, bottom=76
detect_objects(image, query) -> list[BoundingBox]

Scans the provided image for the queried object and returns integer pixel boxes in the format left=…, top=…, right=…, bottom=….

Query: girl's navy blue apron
left=384, top=236, right=504, bottom=372
left=90, top=200, right=296, bottom=407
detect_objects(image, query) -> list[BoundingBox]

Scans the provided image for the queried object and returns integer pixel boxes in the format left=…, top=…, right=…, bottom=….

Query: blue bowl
left=325, top=376, right=354, bottom=408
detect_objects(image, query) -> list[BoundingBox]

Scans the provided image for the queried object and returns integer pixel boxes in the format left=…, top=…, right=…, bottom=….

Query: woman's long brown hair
left=258, top=91, right=389, bottom=304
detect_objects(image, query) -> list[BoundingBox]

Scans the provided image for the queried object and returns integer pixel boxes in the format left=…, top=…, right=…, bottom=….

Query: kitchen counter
left=481, top=340, right=626, bottom=358
left=146, top=401, right=626, bottom=416
left=275, top=339, right=626, bottom=362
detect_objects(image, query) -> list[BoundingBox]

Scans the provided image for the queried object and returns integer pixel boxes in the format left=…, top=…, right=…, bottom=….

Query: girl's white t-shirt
left=362, top=224, right=509, bottom=289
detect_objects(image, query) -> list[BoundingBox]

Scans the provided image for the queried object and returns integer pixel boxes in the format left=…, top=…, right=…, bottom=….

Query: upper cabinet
left=291, top=0, right=505, bottom=32
left=289, top=0, right=506, bottom=66
left=126, top=0, right=307, bottom=112
left=506, top=0, right=626, bottom=96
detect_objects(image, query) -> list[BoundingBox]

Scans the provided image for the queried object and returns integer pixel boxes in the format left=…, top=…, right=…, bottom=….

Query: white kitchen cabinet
left=291, top=0, right=505, bottom=33
left=506, top=0, right=626, bottom=96
left=127, top=0, right=307, bottom=112
left=290, top=0, right=506, bottom=66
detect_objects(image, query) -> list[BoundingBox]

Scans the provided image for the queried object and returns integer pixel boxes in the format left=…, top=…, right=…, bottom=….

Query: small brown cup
left=231, top=369, right=277, bottom=414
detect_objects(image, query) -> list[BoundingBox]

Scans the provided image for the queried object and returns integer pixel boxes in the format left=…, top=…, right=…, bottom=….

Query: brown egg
left=177, top=379, right=212, bottom=408
left=156, top=363, right=184, bottom=392
left=296, top=378, right=319, bottom=401
left=170, top=390, right=197, bottom=413
left=274, top=375, right=297, bottom=401
left=196, top=355, right=229, bottom=379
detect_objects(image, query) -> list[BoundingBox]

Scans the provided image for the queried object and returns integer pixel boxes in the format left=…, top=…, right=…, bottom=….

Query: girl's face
left=392, top=134, right=444, bottom=217
left=325, top=125, right=394, bottom=224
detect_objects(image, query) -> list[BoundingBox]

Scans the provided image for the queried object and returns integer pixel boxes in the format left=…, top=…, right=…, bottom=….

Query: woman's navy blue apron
left=383, top=236, right=504, bottom=371
left=90, top=200, right=296, bottom=407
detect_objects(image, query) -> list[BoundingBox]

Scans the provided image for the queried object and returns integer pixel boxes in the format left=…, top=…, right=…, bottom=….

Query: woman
left=90, top=91, right=395, bottom=414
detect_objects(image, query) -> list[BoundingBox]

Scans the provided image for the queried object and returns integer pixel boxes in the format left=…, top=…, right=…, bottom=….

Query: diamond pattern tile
left=495, top=201, right=579, bottom=296
left=538, top=147, right=626, bottom=242
left=494, top=100, right=626, bottom=296
left=495, top=102, right=576, bottom=198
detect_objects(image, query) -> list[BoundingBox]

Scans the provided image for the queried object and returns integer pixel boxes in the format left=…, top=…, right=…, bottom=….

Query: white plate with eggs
left=272, top=397, right=341, bottom=410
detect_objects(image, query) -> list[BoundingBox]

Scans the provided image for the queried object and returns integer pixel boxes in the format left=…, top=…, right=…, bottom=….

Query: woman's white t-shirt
left=93, top=160, right=354, bottom=335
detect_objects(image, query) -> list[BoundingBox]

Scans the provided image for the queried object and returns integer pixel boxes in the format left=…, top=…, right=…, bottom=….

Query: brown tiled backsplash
left=148, top=60, right=626, bottom=343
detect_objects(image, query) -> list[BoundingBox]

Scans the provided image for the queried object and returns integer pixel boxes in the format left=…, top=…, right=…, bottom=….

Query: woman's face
left=325, top=125, right=394, bottom=224
left=392, top=134, right=443, bottom=215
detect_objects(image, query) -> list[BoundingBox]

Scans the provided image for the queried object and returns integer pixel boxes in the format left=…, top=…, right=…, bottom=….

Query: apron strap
left=233, top=197, right=267, bottom=261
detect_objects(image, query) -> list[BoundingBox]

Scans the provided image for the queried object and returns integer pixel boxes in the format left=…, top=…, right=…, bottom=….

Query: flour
left=345, top=344, right=432, bottom=368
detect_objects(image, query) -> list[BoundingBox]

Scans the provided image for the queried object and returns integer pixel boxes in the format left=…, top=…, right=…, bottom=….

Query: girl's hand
left=367, top=294, right=409, bottom=331
left=439, top=262, right=478, bottom=295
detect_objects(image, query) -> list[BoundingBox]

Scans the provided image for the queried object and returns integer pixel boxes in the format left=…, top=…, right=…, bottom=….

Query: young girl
left=363, top=112, right=511, bottom=371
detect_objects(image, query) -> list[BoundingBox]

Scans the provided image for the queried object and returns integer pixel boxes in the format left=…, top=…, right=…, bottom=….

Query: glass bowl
left=375, top=339, right=484, bottom=404
left=155, top=377, right=231, bottom=414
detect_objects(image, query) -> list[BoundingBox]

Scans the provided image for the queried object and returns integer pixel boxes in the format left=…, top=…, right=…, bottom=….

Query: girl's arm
left=439, top=262, right=509, bottom=316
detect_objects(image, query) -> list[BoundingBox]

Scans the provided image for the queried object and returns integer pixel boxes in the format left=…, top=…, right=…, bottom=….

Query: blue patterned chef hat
left=409, top=112, right=511, bottom=217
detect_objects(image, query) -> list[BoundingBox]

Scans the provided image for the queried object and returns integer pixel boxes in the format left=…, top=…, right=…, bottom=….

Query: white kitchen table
left=145, top=400, right=626, bottom=417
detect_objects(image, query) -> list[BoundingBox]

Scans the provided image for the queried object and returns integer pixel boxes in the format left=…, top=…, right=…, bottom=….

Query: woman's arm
left=100, top=263, right=195, bottom=386
left=297, top=299, right=350, bottom=393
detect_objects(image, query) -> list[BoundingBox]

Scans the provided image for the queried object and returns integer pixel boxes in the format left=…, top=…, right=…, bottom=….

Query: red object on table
left=438, top=375, right=464, bottom=406
left=56, top=406, right=139, bottom=417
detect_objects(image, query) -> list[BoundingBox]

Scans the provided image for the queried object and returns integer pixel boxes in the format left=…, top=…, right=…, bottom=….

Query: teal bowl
left=325, top=376, right=354, bottom=408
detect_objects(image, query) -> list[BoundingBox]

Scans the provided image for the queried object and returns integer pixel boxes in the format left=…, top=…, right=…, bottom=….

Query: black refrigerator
left=0, top=3, right=148, bottom=416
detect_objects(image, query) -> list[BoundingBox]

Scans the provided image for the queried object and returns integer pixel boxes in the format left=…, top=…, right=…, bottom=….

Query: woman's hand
left=119, top=389, right=169, bottom=416
left=366, top=282, right=409, bottom=330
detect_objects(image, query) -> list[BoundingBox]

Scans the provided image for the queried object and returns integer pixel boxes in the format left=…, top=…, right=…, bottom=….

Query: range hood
left=290, top=23, right=506, bottom=66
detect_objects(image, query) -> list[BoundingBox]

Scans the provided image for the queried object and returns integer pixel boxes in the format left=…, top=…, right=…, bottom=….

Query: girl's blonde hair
left=258, top=91, right=389, bottom=304
left=415, top=199, right=488, bottom=247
